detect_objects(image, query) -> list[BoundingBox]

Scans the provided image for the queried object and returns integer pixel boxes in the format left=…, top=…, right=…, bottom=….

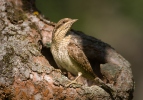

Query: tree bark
left=0, top=0, right=134, bottom=100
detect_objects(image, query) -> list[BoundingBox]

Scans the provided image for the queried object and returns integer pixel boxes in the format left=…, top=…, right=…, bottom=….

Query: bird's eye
left=63, top=21, right=66, bottom=24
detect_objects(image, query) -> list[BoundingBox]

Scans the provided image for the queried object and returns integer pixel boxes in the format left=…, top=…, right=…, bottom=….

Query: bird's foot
left=65, top=80, right=79, bottom=87
left=65, top=72, right=82, bottom=87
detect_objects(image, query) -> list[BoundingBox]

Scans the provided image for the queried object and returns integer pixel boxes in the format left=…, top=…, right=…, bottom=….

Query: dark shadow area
left=41, top=47, right=58, bottom=69
left=21, top=0, right=40, bottom=12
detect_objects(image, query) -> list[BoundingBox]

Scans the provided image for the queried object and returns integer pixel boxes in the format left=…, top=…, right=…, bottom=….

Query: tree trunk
left=0, top=0, right=134, bottom=99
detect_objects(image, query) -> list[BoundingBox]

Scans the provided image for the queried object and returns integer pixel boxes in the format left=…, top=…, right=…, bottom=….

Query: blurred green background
left=36, top=0, right=143, bottom=99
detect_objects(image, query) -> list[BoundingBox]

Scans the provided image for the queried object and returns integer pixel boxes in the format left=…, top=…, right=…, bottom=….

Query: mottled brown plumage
left=51, top=18, right=116, bottom=91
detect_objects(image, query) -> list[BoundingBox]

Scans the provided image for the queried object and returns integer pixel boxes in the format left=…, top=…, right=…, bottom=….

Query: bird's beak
left=71, top=19, right=78, bottom=23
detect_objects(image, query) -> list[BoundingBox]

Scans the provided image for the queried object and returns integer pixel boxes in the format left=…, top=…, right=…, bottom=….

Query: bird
left=50, top=18, right=116, bottom=91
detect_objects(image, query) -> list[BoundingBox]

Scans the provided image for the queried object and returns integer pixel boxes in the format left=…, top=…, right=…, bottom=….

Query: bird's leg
left=65, top=72, right=82, bottom=87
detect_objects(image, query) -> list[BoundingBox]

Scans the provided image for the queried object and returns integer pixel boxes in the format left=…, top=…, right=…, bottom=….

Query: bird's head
left=52, top=18, right=78, bottom=43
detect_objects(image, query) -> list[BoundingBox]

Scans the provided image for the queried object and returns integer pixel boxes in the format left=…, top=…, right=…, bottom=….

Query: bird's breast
left=51, top=37, right=79, bottom=76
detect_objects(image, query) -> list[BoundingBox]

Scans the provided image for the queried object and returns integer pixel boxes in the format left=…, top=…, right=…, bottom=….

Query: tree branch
left=0, top=0, right=134, bottom=99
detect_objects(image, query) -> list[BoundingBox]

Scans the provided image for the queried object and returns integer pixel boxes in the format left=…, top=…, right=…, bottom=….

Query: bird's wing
left=67, top=41, right=95, bottom=75
left=68, top=30, right=106, bottom=63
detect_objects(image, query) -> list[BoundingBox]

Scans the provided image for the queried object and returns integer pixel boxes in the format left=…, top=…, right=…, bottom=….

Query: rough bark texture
left=0, top=0, right=134, bottom=100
